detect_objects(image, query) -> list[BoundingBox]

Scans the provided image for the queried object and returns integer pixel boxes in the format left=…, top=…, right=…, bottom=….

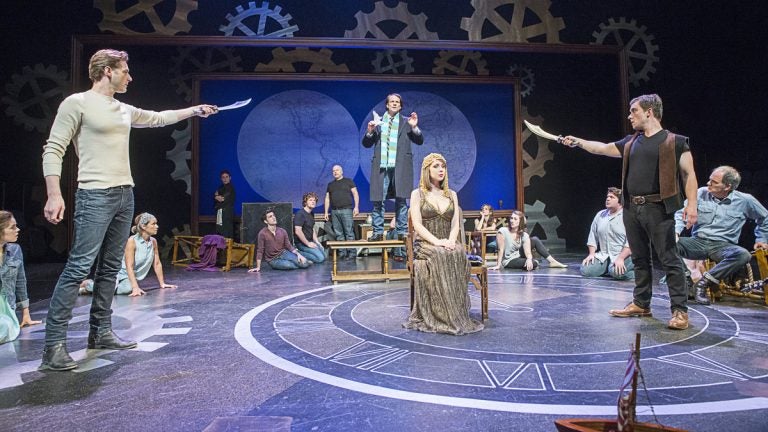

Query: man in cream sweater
left=39, top=49, right=218, bottom=371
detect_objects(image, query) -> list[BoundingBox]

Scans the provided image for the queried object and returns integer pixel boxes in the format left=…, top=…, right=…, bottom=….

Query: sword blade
left=523, top=120, right=561, bottom=142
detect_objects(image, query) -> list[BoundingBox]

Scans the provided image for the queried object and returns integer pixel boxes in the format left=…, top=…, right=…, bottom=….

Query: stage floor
left=1, top=256, right=766, bottom=432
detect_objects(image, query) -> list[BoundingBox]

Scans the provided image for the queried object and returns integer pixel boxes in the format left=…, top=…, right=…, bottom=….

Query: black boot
left=39, top=343, right=78, bottom=371
left=88, top=330, right=137, bottom=350
left=693, top=279, right=711, bottom=305
left=686, top=275, right=696, bottom=300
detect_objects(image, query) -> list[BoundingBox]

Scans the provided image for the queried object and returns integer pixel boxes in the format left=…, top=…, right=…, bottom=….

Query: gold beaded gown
left=404, top=193, right=484, bottom=335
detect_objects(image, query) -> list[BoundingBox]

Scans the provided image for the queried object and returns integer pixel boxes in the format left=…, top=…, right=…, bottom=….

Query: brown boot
left=609, top=302, right=652, bottom=318
left=668, top=310, right=689, bottom=330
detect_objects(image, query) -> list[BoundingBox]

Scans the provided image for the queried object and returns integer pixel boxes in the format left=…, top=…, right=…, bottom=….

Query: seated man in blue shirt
left=580, top=187, right=634, bottom=280
left=675, top=166, right=768, bottom=305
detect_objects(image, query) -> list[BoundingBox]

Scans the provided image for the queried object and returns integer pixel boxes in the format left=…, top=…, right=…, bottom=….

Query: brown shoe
left=668, top=310, right=689, bottom=330
left=609, top=302, right=652, bottom=318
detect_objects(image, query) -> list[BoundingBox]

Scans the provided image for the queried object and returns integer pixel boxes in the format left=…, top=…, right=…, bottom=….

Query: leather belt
left=630, top=194, right=662, bottom=205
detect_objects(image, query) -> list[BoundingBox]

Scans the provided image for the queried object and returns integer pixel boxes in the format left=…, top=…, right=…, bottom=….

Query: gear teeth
left=255, top=47, right=349, bottom=73
left=344, top=1, right=438, bottom=40
left=371, top=49, right=415, bottom=74
left=2, top=63, right=69, bottom=133
left=524, top=200, right=565, bottom=250
left=219, top=1, right=299, bottom=37
left=432, top=50, right=489, bottom=75
left=460, top=0, right=565, bottom=43
left=94, top=0, right=197, bottom=35
left=591, top=16, right=660, bottom=87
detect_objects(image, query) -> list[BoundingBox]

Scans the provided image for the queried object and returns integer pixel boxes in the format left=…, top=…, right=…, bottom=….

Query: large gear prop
left=2, top=64, right=69, bottom=133
left=0, top=304, right=192, bottom=389
left=219, top=1, right=298, bottom=37
left=520, top=105, right=554, bottom=188
left=169, top=47, right=243, bottom=102
left=507, top=64, right=535, bottom=98
left=255, top=48, right=350, bottom=73
left=372, top=49, right=415, bottom=74
left=160, top=224, right=192, bottom=260
left=166, top=120, right=192, bottom=195
left=432, top=50, right=489, bottom=75
left=94, top=0, right=197, bottom=35
left=591, top=17, right=660, bottom=87
left=524, top=200, right=565, bottom=251
left=344, top=1, right=438, bottom=40
left=461, top=0, right=565, bottom=43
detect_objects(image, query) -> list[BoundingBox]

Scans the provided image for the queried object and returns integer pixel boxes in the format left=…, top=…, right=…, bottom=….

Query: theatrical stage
left=1, top=256, right=766, bottom=432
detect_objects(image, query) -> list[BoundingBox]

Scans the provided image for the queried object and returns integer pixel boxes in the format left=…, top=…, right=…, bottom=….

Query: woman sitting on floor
left=0, top=210, right=42, bottom=343
left=489, top=210, right=567, bottom=271
left=404, top=153, right=484, bottom=335
left=81, top=212, right=177, bottom=297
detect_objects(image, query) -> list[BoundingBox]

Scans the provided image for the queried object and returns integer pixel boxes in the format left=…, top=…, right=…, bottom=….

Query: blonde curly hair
left=418, top=153, right=450, bottom=197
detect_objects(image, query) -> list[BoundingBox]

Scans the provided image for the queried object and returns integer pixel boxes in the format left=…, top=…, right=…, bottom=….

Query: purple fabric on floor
left=186, top=234, right=228, bottom=271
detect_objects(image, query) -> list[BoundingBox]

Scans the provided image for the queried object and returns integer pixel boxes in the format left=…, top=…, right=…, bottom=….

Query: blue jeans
left=297, top=241, right=326, bottom=263
left=385, top=229, right=405, bottom=258
left=331, top=208, right=355, bottom=257
left=268, top=250, right=312, bottom=270
left=45, top=186, right=134, bottom=345
left=371, top=168, right=408, bottom=237
left=677, top=237, right=752, bottom=282
left=580, top=257, right=635, bottom=280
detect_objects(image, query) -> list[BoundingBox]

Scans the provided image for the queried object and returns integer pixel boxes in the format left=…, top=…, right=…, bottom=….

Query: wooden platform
left=327, top=239, right=409, bottom=283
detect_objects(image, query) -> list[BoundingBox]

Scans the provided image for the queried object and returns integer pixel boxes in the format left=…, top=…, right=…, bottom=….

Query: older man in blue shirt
left=675, top=166, right=768, bottom=305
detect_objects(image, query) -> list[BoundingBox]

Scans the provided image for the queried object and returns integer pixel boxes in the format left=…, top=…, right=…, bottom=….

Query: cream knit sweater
left=43, top=90, right=179, bottom=189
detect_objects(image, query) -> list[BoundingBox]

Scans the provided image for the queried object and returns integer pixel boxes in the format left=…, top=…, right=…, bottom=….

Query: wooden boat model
left=554, top=334, right=688, bottom=432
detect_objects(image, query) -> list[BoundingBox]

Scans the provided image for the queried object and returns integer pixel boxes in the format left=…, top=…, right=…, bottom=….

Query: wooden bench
left=326, top=239, right=409, bottom=283
left=171, top=235, right=255, bottom=272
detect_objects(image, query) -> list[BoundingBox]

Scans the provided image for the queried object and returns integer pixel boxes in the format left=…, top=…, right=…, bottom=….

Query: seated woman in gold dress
left=404, top=153, right=484, bottom=335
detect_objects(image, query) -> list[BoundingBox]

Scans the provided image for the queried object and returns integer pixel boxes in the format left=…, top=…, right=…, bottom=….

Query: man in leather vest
left=562, top=94, right=699, bottom=330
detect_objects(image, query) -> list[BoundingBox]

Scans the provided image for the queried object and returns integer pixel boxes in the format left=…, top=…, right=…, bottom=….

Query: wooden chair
left=703, top=249, right=768, bottom=306
left=407, top=211, right=489, bottom=321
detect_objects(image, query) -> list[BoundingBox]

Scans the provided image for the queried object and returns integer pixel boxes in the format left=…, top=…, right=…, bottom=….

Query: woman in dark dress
left=214, top=169, right=235, bottom=238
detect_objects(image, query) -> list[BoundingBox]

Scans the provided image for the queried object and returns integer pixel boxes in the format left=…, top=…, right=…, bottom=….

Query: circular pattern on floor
left=235, top=273, right=768, bottom=415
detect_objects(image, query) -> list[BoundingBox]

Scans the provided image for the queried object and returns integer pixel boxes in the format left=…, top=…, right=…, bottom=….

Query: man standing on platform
left=324, top=165, right=359, bottom=260
left=362, top=93, right=423, bottom=242
left=562, top=94, right=699, bottom=330
left=40, top=48, right=219, bottom=371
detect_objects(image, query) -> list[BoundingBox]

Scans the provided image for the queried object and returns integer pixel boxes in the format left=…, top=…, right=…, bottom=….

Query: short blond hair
left=88, top=49, right=129, bottom=83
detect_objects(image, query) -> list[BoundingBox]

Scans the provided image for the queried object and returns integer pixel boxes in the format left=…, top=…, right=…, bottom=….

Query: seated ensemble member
left=490, top=210, right=567, bottom=271
left=81, top=212, right=177, bottom=297
left=1, top=211, right=42, bottom=344
left=294, top=192, right=326, bottom=264
left=249, top=209, right=310, bottom=272
left=404, top=153, right=484, bottom=335
left=580, top=187, right=635, bottom=280
left=470, top=203, right=500, bottom=255
left=675, top=165, right=768, bottom=305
